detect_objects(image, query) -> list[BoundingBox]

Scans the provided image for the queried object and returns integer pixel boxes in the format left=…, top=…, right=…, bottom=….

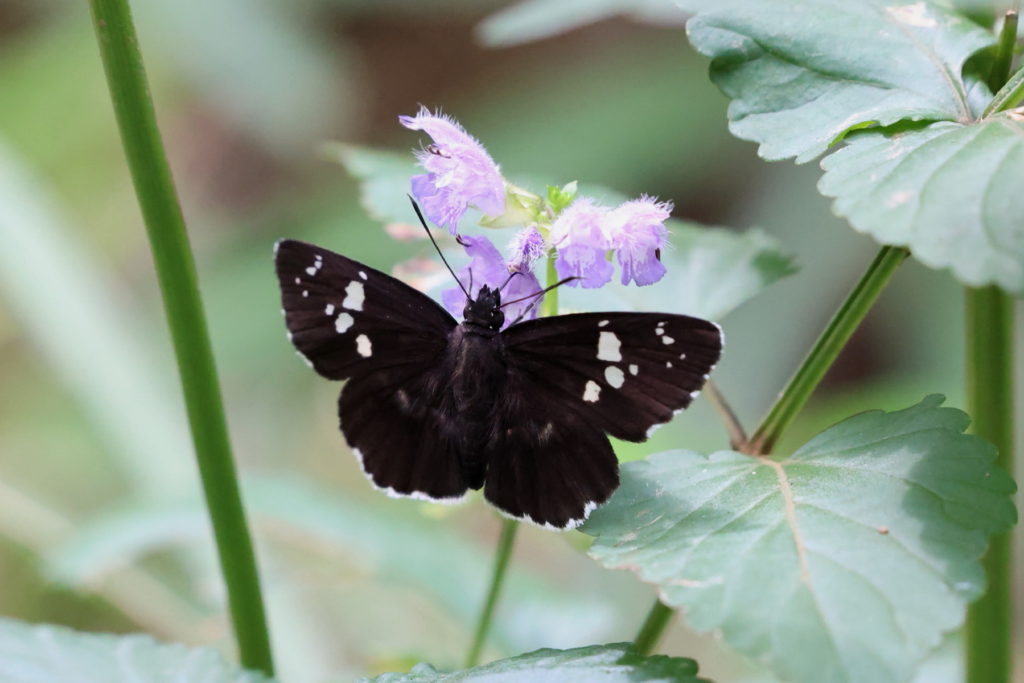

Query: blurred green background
left=0, top=1, right=1020, bottom=681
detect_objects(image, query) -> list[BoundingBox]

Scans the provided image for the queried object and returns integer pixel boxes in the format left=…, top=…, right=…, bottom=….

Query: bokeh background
left=0, top=1, right=1021, bottom=681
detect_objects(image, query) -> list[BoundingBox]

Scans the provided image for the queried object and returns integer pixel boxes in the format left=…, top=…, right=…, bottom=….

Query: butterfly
left=275, top=219, right=723, bottom=530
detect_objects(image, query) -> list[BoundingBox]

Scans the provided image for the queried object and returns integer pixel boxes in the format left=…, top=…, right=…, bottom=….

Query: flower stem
left=748, top=246, right=908, bottom=454
left=465, top=254, right=560, bottom=667
left=633, top=600, right=675, bottom=655
left=465, top=519, right=518, bottom=667
left=964, top=286, right=1015, bottom=683
left=87, top=0, right=273, bottom=674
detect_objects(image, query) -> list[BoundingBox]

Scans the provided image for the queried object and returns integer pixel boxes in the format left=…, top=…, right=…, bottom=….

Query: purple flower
left=608, top=196, right=671, bottom=286
left=400, top=108, right=505, bottom=234
left=441, top=235, right=542, bottom=327
left=506, top=227, right=547, bottom=272
left=549, top=198, right=613, bottom=288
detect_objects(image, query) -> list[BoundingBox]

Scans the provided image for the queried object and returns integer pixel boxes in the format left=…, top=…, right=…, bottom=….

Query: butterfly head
left=463, top=285, right=505, bottom=331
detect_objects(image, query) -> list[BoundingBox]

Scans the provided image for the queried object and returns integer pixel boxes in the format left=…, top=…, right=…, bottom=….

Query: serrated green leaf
left=358, top=643, right=707, bottom=682
left=584, top=396, right=1016, bottom=683
left=0, top=618, right=274, bottom=683
left=679, top=0, right=994, bottom=162
left=819, top=112, right=1024, bottom=292
left=562, top=221, right=796, bottom=320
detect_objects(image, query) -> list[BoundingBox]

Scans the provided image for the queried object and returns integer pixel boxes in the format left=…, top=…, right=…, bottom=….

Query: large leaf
left=0, top=618, right=273, bottom=683
left=583, top=396, right=1016, bottom=683
left=678, top=0, right=993, bottom=162
left=359, top=643, right=707, bottom=682
left=818, top=112, right=1024, bottom=291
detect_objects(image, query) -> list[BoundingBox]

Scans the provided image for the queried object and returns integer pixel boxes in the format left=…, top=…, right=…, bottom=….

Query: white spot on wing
left=679, top=352, right=687, bottom=360
left=598, top=319, right=609, bottom=327
left=302, top=290, right=308, bottom=298
left=356, top=334, right=372, bottom=357
left=294, top=277, right=301, bottom=284
left=583, top=380, right=601, bottom=402
left=335, top=313, right=354, bottom=334
left=343, top=281, right=365, bottom=311
left=605, top=365, right=625, bottom=388
left=629, top=364, right=639, bottom=375
left=305, top=267, right=317, bottom=276
left=359, top=271, right=368, bottom=280
left=597, top=332, right=621, bottom=362
left=655, top=328, right=664, bottom=336
left=666, top=361, right=673, bottom=368
left=325, top=304, right=335, bottom=315
left=662, top=335, right=675, bottom=345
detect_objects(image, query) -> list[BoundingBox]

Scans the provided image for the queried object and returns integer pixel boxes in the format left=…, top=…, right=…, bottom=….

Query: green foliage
left=819, top=115, right=1024, bottom=291
left=0, top=617, right=274, bottom=683
left=359, top=643, right=707, bottom=682
left=46, top=476, right=617, bottom=656
left=678, top=0, right=993, bottom=162
left=679, top=0, right=1024, bottom=293
left=584, top=396, right=1017, bottom=683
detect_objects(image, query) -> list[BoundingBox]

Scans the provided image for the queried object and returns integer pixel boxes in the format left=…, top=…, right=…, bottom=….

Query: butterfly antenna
left=497, top=270, right=519, bottom=293
left=408, top=195, right=470, bottom=299
left=499, top=276, right=577, bottom=308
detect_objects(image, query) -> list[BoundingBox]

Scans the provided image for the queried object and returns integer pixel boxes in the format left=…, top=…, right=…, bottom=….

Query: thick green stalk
left=87, top=0, right=273, bottom=674
left=465, top=254, right=561, bottom=666
left=748, top=246, right=908, bottom=454
left=964, top=287, right=1015, bottom=683
left=966, top=16, right=1019, bottom=681
left=633, top=600, right=675, bottom=655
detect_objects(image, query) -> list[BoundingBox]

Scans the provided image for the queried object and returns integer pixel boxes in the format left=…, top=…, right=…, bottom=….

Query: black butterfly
left=275, top=232, right=722, bottom=530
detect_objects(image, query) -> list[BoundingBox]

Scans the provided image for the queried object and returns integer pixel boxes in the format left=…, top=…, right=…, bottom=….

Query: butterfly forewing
left=275, top=239, right=456, bottom=379
left=502, top=313, right=722, bottom=442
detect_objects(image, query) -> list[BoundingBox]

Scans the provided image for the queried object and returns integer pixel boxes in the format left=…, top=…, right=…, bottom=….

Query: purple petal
left=400, top=108, right=505, bottom=233
left=506, top=226, right=547, bottom=272
left=550, top=198, right=613, bottom=288
left=608, top=196, right=671, bottom=286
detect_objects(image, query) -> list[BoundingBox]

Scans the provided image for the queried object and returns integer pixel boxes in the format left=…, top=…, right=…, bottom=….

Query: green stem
left=87, top=0, right=273, bottom=674
left=633, top=600, right=675, bottom=655
left=966, top=19, right=1019, bottom=680
left=748, top=246, right=908, bottom=454
left=465, top=254, right=560, bottom=667
left=964, top=287, right=1015, bottom=683
left=465, top=519, right=519, bottom=667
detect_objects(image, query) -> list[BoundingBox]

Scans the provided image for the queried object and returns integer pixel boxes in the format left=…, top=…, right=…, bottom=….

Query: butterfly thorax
left=461, top=285, right=505, bottom=333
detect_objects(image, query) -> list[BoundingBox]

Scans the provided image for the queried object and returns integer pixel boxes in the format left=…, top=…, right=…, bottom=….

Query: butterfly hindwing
left=483, top=370, right=619, bottom=530
left=502, top=313, right=723, bottom=442
left=275, top=239, right=456, bottom=380
left=338, top=363, right=470, bottom=502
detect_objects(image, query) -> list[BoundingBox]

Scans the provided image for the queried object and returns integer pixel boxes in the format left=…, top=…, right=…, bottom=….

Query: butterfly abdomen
left=445, top=324, right=508, bottom=489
